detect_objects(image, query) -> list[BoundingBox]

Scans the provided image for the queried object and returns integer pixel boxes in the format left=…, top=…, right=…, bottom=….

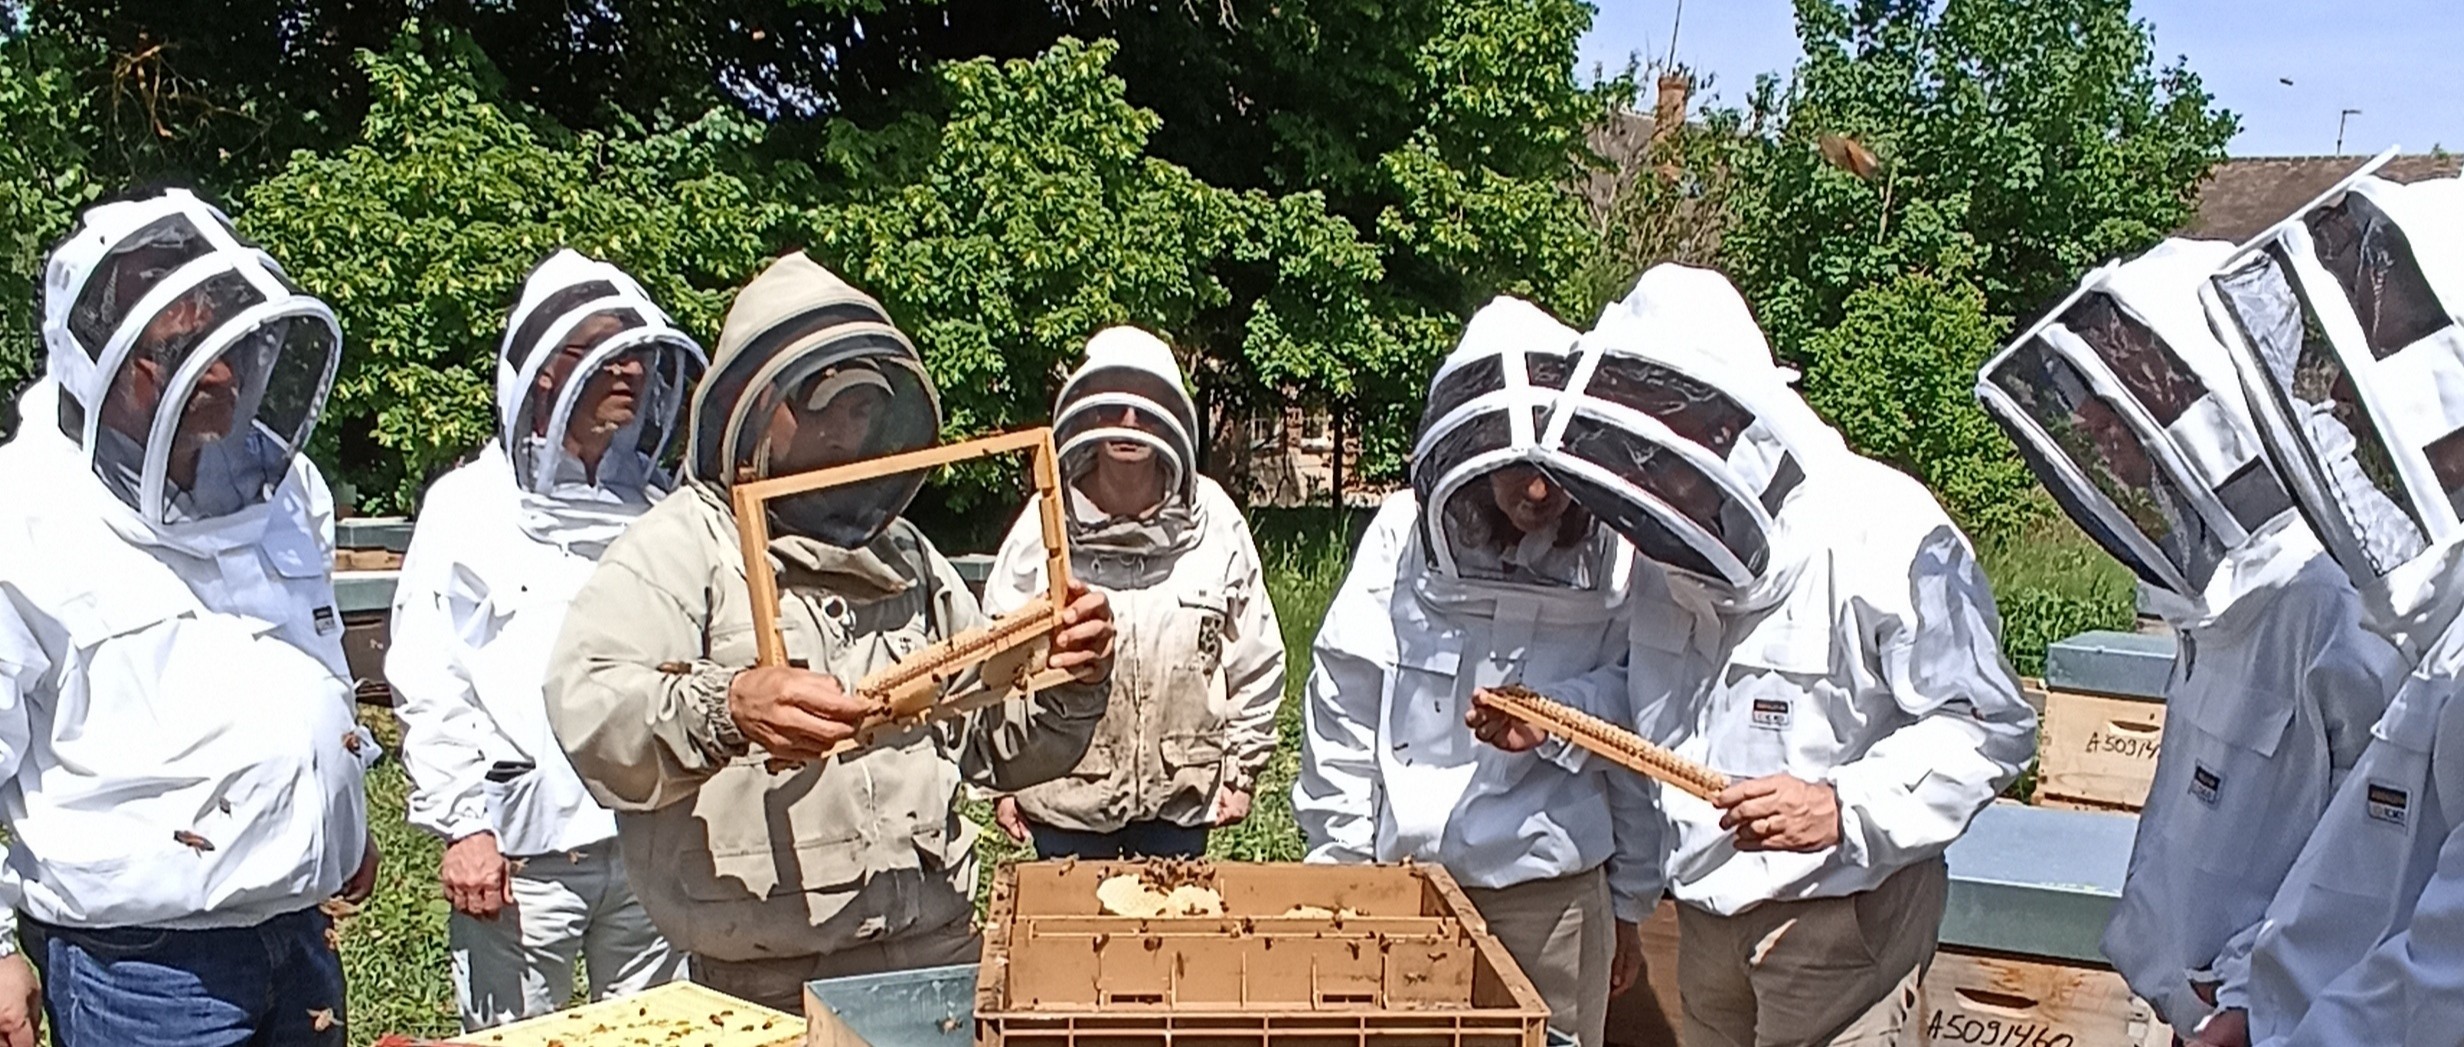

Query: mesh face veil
left=2201, top=155, right=2464, bottom=643
left=1410, top=297, right=1609, bottom=589
left=687, top=252, right=941, bottom=549
left=1052, top=326, right=1200, bottom=524
left=41, top=189, right=340, bottom=528
left=497, top=250, right=708, bottom=515
left=1539, top=265, right=1833, bottom=605
left=1978, top=238, right=2296, bottom=619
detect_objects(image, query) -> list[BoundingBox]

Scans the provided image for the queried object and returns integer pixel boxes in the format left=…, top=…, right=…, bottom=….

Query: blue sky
left=1579, top=1, right=2462, bottom=157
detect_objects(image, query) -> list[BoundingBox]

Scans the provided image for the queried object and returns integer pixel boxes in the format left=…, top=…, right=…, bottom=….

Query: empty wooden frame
left=731, top=427, right=1076, bottom=763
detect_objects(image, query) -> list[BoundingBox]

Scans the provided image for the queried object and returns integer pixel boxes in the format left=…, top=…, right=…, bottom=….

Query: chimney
left=1650, top=72, right=1693, bottom=181
left=1650, top=72, right=1692, bottom=149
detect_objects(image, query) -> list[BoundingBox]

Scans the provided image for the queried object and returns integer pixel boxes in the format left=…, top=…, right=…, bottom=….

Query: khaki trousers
left=690, top=914, right=982, bottom=1015
left=450, top=846, right=687, bottom=1032
left=1461, top=866, right=1615, bottom=1047
left=1676, top=857, right=1947, bottom=1047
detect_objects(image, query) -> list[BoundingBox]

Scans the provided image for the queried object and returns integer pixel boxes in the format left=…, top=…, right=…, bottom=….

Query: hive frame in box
left=732, top=428, right=1076, bottom=765
left=976, top=860, right=1552, bottom=1047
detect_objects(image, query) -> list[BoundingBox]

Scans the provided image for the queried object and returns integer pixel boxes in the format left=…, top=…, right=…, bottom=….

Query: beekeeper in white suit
left=982, top=328, right=1284, bottom=859
left=387, top=250, right=703, bottom=1031
left=1976, top=238, right=2403, bottom=1038
left=1296, top=297, right=1658, bottom=1047
left=0, top=187, right=379, bottom=1047
left=2194, top=164, right=2464, bottom=1046
left=1470, top=265, right=2038, bottom=1047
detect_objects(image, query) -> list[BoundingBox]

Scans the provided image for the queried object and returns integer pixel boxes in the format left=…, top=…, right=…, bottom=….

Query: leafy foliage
left=1, top=2, right=1622, bottom=503
left=1978, top=514, right=2140, bottom=676
left=806, top=39, right=1392, bottom=506
left=0, top=34, right=105, bottom=441
left=1702, top=0, right=2234, bottom=540
left=1794, top=271, right=2037, bottom=536
left=239, top=26, right=799, bottom=510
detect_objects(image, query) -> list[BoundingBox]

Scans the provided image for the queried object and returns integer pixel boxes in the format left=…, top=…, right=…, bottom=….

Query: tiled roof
left=2187, top=154, right=2462, bottom=242
left=1580, top=109, right=1658, bottom=218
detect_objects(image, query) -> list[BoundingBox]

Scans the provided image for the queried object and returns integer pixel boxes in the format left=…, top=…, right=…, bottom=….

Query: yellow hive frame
left=731, top=428, right=1076, bottom=763
left=1473, top=685, right=1730, bottom=802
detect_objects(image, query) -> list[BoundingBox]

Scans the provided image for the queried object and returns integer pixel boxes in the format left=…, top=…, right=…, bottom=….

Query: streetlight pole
left=2338, top=109, right=2363, bottom=156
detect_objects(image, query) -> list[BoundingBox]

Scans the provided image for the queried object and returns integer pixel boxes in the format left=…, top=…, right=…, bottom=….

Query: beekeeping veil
left=1410, top=296, right=1618, bottom=591
left=686, top=252, right=939, bottom=549
left=1540, top=264, right=1848, bottom=613
left=41, top=188, right=340, bottom=535
left=496, top=250, right=706, bottom=551
left=2201, top=155, right=2464, bottom=653
left=1051, top=326, right=1201, bottom=555
left=1979, top=238, right=2298, bottom=624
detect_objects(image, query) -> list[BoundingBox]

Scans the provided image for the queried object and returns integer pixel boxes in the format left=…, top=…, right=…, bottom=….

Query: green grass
left=1975, top=514, right=2140, bottom=677
left=340, top=714, right=459, bottom=1044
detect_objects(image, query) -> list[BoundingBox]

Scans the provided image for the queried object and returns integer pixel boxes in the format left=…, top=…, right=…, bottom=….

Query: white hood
left=492, top=249, right=705, bottom=553
left=1054, top=326, right=1200, bottom=504
left=1541, top=264, right=1850, bottom=613
left=1050, top=326, right=1208, bottom=559
left=2203, top=154, right=2464, bottom=656
left=1409, top=295, right=1628, bottom=601
left=39, top=188, right=341, bottom=552
left=1980, top=237, right=2304, bottom=626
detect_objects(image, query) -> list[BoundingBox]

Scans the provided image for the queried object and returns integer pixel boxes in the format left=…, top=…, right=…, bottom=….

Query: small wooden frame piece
left=731, top=428, right=1075, bottom=764
left=1473, top=684, right=1730, bottom=802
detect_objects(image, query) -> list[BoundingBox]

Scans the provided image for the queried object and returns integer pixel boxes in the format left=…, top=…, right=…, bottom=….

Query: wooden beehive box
left=2036, top=689, right=2166, bottom=811
left=978, top=860, right=1549, bottom=1047
left=446, top=980, right=801, bottom=1047
left=2033, top=631, right=2176, bottom=812
left=1920, top=949, right=2170, bottom=1047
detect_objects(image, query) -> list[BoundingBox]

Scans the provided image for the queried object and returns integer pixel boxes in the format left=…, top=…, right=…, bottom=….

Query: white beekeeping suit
left=1976, top=238, right=2403, bottom=1033
left=1520, top=265, right=2037, bottom=1047
left=0, top=188, right=376, bottom=1042
left=2197, top=162, right=2464, bottom=1046
left=387, top=250, right=701, bottom=1031
left=981, top=327, right=1285, bottom=856
left=1295, top=297, right=1658, bottom=1047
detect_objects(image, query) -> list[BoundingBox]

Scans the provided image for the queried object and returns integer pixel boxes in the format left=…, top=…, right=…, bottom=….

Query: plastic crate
left=977, top=860, right=1549, bottom=1047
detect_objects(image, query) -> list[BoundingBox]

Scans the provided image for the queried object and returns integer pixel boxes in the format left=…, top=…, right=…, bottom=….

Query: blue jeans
left=1028, top=819, right=1209, bottom=859
left=24, top=908, right=346, bottom=1047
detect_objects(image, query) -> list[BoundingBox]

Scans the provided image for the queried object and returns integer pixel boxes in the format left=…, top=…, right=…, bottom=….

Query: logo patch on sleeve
left=312, top=606, right=340, bottom=636
left=1750, top=697, right=1791, bottom=729
left=2189, top=763, right=2222, bottom=806
left=2367, top=782, right=2411, bottom=827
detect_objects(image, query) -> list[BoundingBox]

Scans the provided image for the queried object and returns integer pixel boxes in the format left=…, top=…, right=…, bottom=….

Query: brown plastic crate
left=978, top=860, right=1550, bottom=1047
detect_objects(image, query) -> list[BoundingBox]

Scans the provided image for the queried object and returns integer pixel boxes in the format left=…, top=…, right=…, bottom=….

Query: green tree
left=1713, top=0, right=2234, bottom=537
left=239, top=26, right=799, bottom=511
left=1793, top=272, right=2038, bottom=538
left=0, top=33, right=105, bottom=441
left=19, top=0, right=1625, bottom=489
left=806, top=37, right=1393, bottom=505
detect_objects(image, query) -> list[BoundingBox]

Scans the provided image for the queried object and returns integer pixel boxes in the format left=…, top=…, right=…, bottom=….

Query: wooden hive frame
left=732, top=427, right=1076, bottom=764
left=1473, top=685, right=1730, bottom=802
